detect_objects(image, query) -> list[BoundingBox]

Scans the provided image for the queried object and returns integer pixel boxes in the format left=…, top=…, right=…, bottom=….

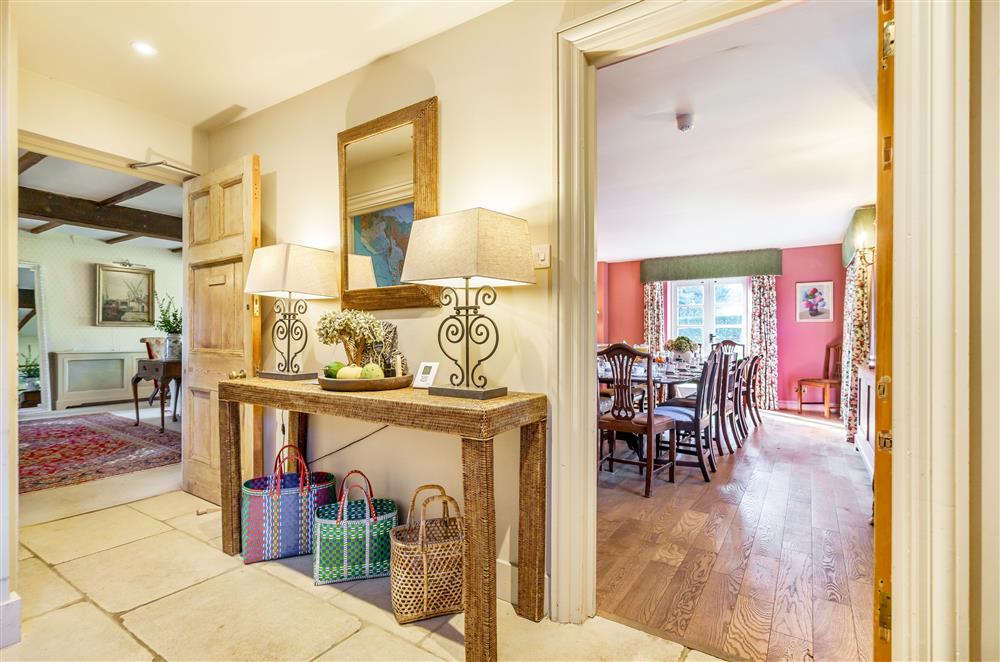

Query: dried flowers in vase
left=315, top=309, right=384, bottom=366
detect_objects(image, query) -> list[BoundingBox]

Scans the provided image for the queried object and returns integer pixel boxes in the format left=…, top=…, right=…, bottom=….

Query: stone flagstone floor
left=7, top=490, right=725, bottom=661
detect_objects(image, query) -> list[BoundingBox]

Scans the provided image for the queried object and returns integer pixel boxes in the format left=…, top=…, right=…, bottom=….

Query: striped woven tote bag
left=313, top=470, right=397, bottom=584
left=241, top=445, right=336, bottom=564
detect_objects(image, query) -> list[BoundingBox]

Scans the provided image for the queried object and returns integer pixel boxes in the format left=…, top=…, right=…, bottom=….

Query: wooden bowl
left=317, top=373, right=414, bottom=392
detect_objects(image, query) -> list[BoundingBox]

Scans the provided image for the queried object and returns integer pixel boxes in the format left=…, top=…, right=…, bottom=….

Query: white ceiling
left=18, top=152, right=182, bottom=247
left=14, top=1, right=508, bottom=128
left=596, top=1, right=876, bottom=262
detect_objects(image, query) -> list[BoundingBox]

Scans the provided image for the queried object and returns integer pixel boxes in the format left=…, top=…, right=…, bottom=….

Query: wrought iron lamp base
left=260, top=369, right=318, bottom=381
left=260, top=294, right=314, bottom=381
left=429, top=385, right=508, bottom=400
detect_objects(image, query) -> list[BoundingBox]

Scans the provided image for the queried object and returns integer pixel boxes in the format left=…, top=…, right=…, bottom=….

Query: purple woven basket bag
left=241, top=444, right=336, bottom=564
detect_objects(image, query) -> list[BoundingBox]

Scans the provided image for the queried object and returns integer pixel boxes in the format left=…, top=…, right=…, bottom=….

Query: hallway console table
left=217, top=377, right=547, bottom=662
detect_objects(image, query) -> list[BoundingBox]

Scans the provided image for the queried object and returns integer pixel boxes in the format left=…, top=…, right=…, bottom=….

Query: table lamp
left=244, top=243, right=339, bottom=380
left=347, top=254, right=378, bottom=290
left=400, top=208, right=535, bottom=399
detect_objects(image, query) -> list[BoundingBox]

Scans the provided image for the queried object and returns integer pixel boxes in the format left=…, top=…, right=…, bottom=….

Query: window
left=669, top=277, right=749, bottom=347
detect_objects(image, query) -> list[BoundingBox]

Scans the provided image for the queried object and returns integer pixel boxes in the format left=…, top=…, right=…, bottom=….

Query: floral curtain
left=841, top=259, right=872, bottom=442
left=749, top=275, right=779, bottom=410
left=642, top=281, right=665, bottom=352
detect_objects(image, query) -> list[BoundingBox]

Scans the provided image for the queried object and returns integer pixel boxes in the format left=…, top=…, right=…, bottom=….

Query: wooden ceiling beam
left=18, top=288, right=35, bottom=309
left=18, top=151, right=47, bottom=174
left=18, top=310, right=37, bottom=331
left=170, top=247, right=183, bottom=254
left=28, top=221, right=63, bottom=234
left=18, top=186, right=182, bottom=241
left=105, top=234, right=139, bottom=245
left=98, top=181, right=163, bottom=207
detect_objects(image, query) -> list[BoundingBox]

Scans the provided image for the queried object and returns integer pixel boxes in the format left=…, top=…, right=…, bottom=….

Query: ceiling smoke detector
left=676, top=113, right=694, bottom=132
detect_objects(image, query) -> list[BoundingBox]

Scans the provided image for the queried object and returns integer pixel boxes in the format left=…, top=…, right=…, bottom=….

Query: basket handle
left=406, top=484, right=447, bottom=525
left=418, top=494, right=463, bottom=550
left=270, top=445, right=310, bottom=495
left=335, top=470, right=377, bottom=524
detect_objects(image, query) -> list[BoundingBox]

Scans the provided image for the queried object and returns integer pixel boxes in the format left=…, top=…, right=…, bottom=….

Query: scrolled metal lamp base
left=429, top=278, right=507, bottom=400
left=260, top=294, right=317, bottom=381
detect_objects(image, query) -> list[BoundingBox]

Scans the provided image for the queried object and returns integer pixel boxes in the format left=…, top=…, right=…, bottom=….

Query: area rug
left=19, top=413, right=181, bottom=493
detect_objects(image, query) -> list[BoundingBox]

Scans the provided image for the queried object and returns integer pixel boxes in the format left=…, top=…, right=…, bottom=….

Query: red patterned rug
left=19, top=413, right=181, bottom=493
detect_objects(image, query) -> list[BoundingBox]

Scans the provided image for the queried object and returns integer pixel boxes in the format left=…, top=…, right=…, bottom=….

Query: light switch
left=532, top=244, right=551, bottom=269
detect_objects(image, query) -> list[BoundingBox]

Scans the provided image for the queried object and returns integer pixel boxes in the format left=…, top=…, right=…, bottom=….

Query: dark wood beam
left=18, top=310, right=36, bottom=331
left=170, top=247, right=183, bottom=254
left=19, top=288, right=35, bottom=309
left=28, top=221, right=63, bottom=234
left=18, top=151, right=46, bottom=174
left=105, top=234, right=138, bottom=245
left=98, top=181, right=163, bottom=207
left=18, top=186, right=181, bottom=241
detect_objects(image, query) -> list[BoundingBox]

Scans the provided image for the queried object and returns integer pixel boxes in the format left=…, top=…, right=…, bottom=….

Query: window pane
left=714, top=326, right=743, bottom=344
left=677, top=285, right=704, bottom=306
left=676, top=327, right=703, bottom=344
left=714, top=283, right=744, bottom=304
left=715, top=313, right=744, bottom=326
left=678, top=305, right=704, bottom=326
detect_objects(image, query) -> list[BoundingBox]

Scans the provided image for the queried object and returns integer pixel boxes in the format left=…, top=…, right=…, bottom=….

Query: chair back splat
left=599, top=343, right=645, bottom=421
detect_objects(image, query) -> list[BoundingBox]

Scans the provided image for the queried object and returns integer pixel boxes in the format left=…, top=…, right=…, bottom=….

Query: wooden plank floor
left=597, top=412, right=873, bottom=662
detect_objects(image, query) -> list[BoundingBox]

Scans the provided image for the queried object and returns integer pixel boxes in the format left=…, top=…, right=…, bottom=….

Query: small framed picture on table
left=413, top=362, right=439, bottom=388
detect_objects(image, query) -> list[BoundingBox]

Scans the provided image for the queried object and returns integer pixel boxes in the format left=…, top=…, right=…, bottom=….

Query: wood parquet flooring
left=597, top=412, right=874, bottom=662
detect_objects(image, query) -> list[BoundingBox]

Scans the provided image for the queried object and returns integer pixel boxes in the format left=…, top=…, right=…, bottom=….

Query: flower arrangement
left=667, top=336, right=696, bottom=353
left=801, top=287, right=827, bottom=317
left=315, top=309, right=384, bottom=366
left=154, top=293, right=183, bottom=335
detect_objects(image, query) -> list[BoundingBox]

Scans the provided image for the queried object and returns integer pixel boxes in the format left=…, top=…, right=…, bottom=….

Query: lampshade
left=244, top=243, right=339, bottom=299
left=400, top=208, right=536, bottom=288
left=348, top=254, right=378, bottom=290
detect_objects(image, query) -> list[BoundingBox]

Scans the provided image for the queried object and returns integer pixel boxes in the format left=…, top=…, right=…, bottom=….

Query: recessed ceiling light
left=131, top=41, right=157, bottom=57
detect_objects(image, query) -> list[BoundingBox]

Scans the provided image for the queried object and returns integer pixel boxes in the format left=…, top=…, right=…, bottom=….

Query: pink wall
left=597, top=262, right=609, bottom=343
left=775, top=244, right=846, bottom=406
left=601, top=260, right=644, bottom=345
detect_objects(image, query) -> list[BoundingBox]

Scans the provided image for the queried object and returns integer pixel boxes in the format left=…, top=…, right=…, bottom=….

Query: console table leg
left=219, top=399, right=243, bottom=556
left=462, top=437, right=497, bottom=662
left=517, top=417, right=546, bottom=621
left=287, top=411, right=308, bottom=472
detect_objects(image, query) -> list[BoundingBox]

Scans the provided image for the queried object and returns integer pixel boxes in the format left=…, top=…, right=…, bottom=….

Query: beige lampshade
left=348, top=254, right=378, bottom=290
left=244, top=243, right=339, bottom=299
left=400, top=208, right=536, bottom=288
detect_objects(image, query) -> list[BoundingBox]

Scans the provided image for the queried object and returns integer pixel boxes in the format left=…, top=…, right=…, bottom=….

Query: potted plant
left=315, top=309, right=384, bottom=367
left=670, top=335, right=696, bottom=362
left=18, top=345, right=40, bottom=391
left=155, top=293, right=183, bottom=360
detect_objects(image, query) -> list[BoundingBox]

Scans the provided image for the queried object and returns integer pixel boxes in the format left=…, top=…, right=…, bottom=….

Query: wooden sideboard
left=49, top=350, right=154, bottom=410
left=216, top=378, right=548, bottom=662
left=855, top=364, right=876, bottom=476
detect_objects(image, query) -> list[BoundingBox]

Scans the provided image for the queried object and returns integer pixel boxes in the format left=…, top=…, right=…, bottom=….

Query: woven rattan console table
left=217, top=377, right=547, bottom=662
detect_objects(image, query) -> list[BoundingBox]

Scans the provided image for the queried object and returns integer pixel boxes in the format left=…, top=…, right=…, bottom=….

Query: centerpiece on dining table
left=665, top=336, right=697, bottom=363
left=315, top=309, right=413, bottom=391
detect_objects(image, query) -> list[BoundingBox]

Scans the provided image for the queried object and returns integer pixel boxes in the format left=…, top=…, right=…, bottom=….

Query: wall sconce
left=855, top=229, right=875, bottom=268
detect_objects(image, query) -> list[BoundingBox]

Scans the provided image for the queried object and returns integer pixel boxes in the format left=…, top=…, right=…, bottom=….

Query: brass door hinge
left=878, top=585, right=892, bottom=641
left=877, top=429, right=893, bottom=452
left=877, top=375, right=891, bottom=400
left=882, top=135, right=893, bottom=170
left=882, top=19, right=895, bottom=64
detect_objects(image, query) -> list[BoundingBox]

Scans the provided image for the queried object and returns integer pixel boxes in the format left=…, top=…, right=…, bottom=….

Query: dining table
left=598, top=363, right=703, bottom=401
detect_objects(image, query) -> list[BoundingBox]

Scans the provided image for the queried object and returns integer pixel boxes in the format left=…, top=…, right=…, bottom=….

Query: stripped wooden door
left=181, top=155, right=261, bottom=503
left=873, top=0, right=894, bottom=658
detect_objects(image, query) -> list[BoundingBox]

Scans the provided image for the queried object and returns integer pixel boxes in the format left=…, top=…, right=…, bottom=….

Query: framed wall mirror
left=339, top=97, right=441, bottom=310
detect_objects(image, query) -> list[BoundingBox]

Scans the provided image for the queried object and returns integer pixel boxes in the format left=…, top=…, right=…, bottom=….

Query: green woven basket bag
left=313, top=470, right=397, bottom=585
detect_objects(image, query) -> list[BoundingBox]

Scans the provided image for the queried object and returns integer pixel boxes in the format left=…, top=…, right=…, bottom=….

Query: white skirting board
left=495, top=559, right=550, bottom=618
left=0, top=591, right=21, bottom=648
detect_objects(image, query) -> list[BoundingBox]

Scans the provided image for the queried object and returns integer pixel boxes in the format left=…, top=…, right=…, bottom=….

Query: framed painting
left=796, top=280, right=834, bottom=323
left=351, top=201, right=415, bottom=287
left=96, top=264, right=154, bottom=326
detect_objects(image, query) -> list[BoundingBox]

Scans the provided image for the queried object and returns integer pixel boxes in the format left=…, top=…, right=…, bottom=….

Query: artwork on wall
left=352, top=202, right=414, bottom=287
left=796, top=280, right=834, bottom=323
left=96, top=264, right=154, bottom=326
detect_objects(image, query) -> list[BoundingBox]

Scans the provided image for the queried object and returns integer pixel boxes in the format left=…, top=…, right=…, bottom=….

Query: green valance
left=639, top=248, right=782, bottom=283
left=842, top=204, right=876, bottom=267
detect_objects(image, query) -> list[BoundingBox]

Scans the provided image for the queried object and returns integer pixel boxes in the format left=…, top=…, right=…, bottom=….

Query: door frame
left=552, top=3, right=972, bottom=661
left=15, top=262, right=51, bottom=411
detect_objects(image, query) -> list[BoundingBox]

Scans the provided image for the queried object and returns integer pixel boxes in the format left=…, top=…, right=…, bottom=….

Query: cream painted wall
left=17, top=232, right=182, bottom=353
left=209, top=0, right=605, bottom=599
left=18, top=69, right=208, bottom=172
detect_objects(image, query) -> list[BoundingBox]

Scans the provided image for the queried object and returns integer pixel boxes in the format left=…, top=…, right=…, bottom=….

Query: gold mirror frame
left=338, top=97, right=442, bottom=310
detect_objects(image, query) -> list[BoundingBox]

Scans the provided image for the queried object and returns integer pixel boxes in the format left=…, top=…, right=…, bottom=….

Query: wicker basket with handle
left=389, top=484, right=465, bottom=624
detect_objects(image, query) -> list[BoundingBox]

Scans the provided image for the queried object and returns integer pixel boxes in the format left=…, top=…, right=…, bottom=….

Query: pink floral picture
left=796, top=281, right=834, bottom=322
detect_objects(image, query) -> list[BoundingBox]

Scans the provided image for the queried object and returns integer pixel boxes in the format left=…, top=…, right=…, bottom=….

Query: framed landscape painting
left=796, top=280, right=834, bottom=323
left=351, top=202, right=415, bottom=287
left=96, top=264, right=154, bottom=326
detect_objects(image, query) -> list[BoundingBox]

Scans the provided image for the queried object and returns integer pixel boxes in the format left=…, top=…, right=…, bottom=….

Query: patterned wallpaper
left=18, top=231, right=182, bottom=354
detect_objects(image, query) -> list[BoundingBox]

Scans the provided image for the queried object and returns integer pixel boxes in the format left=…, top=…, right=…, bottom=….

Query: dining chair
left=653, top=349, right=719, bottom=482
left=743, top=355, right=763, bottom=426
left=797, top=339, right=843, bottom=417
left=733, top=357, right=752, bottom=438
left=713, top=339, right=745, bottom=357
left=597, top=343, right=677, bottom=497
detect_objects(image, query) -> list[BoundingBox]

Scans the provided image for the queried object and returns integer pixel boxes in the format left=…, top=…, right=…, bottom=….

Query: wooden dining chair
left=713, top=339, right=745, bottom=357
left=597, top=343, right=677, bottom=497
left=654, top=349, right=719, bottom=482
left=742, top=355, right=763, bottom=426
left=733, top=357, right=753, bottom=438
left=797, top=339, right=843, bottom=418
